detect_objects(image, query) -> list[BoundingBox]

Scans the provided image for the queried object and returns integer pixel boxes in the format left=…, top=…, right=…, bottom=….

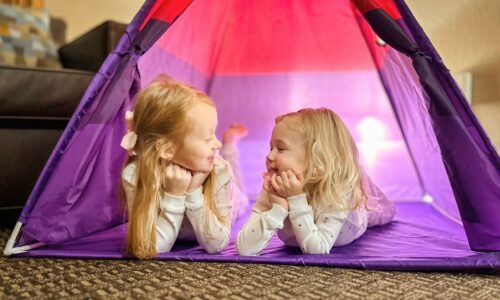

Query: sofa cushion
left=59, top=21, right=126, bottom=72
left=0, top=128, right=64, bottom=210
left=0, top=3, right=61, bottom=68
left=0, top=65, right=94, bottom=118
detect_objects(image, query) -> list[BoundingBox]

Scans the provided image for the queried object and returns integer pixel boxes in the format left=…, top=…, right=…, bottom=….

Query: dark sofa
left=0, top=20, right=127, bottom=227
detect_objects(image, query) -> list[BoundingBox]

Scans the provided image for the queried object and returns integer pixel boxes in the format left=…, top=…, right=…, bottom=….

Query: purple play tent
left=4, top=0, right=500, bottom=270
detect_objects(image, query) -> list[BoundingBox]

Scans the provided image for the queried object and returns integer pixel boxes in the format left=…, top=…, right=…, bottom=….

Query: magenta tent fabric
left=7, top=0, right=500, bottom=270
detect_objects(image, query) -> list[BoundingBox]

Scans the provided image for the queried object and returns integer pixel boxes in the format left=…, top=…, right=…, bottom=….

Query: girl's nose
left=266, top=149, right=275, bottom=162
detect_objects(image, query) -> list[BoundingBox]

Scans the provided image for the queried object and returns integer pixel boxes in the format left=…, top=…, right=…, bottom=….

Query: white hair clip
left=120, top=111, right=137, bottom=156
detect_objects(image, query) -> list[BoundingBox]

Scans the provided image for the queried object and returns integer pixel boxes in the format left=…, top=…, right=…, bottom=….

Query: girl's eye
left=270, top=145, right=285, bottom=152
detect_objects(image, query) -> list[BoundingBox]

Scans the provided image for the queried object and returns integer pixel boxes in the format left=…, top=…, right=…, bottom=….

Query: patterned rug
left=1, top=229, right=499, bottom=299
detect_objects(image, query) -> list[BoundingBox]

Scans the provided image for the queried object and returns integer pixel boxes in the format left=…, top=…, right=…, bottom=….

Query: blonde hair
left=276, top=108, right=367, bottom=213
left=120, top=76, right=225, bottom=259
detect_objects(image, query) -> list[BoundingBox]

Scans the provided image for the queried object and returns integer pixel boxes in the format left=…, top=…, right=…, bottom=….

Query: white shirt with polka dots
left=237, top=192, right=370, bottom=256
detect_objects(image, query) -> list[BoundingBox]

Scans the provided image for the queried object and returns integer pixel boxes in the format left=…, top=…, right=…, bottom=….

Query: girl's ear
left=156, top=141, right=175, bottom=161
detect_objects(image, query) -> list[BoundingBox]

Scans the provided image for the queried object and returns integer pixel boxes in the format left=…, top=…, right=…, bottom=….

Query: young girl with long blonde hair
left=237, top=108, right=395, bottom=255
left=120, top=76, right=247, bottom=259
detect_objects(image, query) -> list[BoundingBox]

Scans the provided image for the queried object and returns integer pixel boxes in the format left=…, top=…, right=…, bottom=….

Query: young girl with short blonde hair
left=237, top=108, right=395, bottom=255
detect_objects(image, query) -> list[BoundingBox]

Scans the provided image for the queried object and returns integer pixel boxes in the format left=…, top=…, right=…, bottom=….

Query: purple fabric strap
left=361, top=4, right=500, bottom=251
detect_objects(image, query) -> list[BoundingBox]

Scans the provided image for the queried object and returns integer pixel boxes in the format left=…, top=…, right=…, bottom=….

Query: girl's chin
left=195, top=162, right=215, bottom=173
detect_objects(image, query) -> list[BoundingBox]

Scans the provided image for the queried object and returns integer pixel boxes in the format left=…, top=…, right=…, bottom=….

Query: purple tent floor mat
left=15, top=202, right=500, bottom=271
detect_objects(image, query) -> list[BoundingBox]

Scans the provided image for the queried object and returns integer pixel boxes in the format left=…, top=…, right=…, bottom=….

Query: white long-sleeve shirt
left=122, top=145, right=248, bottom=254
left=237, top=174, right=394, bottom=256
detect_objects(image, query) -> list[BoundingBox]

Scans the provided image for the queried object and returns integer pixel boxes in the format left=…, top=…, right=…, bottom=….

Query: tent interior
left=5, top=0, right=500, bottom=270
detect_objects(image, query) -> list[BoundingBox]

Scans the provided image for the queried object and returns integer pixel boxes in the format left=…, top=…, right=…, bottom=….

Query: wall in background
left=407, top=0, right=500, bottom=149
left=45, top=0, right=142, bottom=41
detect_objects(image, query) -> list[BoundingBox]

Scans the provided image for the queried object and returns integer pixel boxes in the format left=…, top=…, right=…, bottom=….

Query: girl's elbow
left=301, top=242, right=331, bottom=254
left=236, top=246, right=257, bottom=256
left=236, top=243, right=253, bottom=256
left=156, top=243, right=173, bottom=254
left=203, top=236, right=230, bottom=254
left=236, top=233, right=247, bottom=255
left=236, top=233, right=257, bottom=256
left=204, top=246, right=220, bottom=254
left=302, top=248, right=330, bottom=255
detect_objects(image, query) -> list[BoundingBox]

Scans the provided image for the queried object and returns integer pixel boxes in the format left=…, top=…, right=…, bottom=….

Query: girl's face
left=173, top=102, right=222, bottom=173
left=266, top=117, right=307, bottom=176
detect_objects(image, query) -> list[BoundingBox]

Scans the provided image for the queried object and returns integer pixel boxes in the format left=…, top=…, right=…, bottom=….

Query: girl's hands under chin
left=187, top=171, right=210, bottom=193
left=264, top=177, right=289, bottom=210
left=271, top=170, right=305, bottom=198
left=164, top=164, right=192, bottom=196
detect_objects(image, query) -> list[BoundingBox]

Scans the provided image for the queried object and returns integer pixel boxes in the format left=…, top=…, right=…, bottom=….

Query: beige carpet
left=1, top=229, right=499, bottom=299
